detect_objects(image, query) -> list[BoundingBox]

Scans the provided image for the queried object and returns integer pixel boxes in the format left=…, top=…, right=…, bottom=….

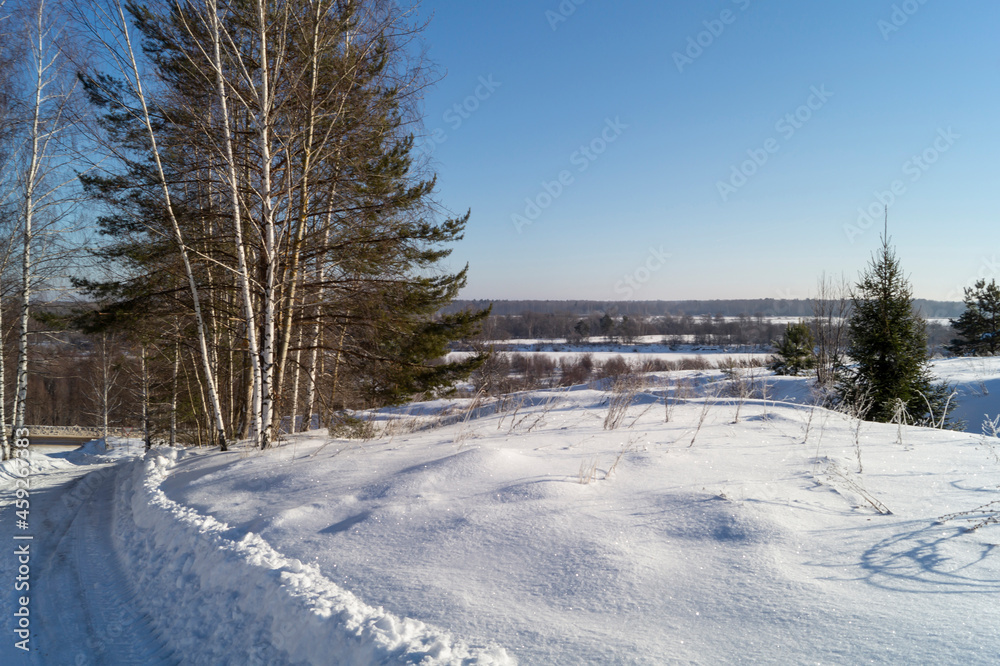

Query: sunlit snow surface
left=4, top=358, right=1000, bottom=664
left=163, top=363, right=1000, bottom=664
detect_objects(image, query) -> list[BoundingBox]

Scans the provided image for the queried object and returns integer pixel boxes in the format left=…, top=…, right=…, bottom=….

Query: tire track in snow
left=29, top=463, right=178, bottom=665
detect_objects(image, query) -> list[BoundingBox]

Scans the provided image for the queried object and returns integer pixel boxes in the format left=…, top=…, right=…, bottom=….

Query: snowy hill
left=4, top=366, right=1000, bottom=663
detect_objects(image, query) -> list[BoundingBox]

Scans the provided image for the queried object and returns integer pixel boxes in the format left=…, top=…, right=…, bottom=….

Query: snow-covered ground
left=932, top=356, right=1000, bottom=435
left=3, top=360, right=1000, bottom=663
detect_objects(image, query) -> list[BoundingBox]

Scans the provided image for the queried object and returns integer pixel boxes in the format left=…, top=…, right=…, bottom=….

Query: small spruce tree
left=839, top=234, right=952, bottom=425
left=770, top=322, right=816, bottom=376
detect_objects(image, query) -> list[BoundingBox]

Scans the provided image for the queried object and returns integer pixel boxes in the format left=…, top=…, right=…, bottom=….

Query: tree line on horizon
left=473, top=308, right=954, bottom=351
left=445, top=297, right=967, bottom=320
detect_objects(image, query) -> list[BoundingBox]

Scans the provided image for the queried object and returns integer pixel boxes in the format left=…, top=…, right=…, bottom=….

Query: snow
left=3, top=362, right=1000, bottom=663
left=117, top=447, right=512, bottom=665
left=0, top=447, right=72, bottom=482
left=932, top=356, right=1000, bottom=434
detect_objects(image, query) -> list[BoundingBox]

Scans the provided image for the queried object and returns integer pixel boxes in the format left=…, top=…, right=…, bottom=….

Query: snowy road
left=2, top=447, right=514, bottom=665
left=1, top=457, right=177, bottom=664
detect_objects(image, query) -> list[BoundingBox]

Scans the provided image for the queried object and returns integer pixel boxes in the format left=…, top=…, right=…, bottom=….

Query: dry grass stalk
left=939, top=500, right=1000, bottom=532
left=604, top=375, right=642, bottom=430
left=578, top=457, right=599, bottom=484
left=689, top=393, right=715, bottom=448
left=827, top=463, right=891, bottom=515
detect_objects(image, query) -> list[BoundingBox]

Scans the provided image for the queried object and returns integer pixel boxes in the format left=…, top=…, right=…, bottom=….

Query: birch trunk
left=170, top=337, right=179, bottom=447
left=304, top=224, right=333, bottom=432
left=99, top=333, right=109, bottom=445
left=141, top=343, right=150, bottom=450
left=205, top=0, right=263, bottom=445
left=289, top=320, right=304, bottom=433
left=111, top=1, right=229, bottom=449
left=14, top=1, right=46, bottom=433
left=253, top=0, right=280, bottom=449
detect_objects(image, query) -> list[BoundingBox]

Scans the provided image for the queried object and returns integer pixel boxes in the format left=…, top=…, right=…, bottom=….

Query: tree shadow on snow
left=853, top=521, right=1000, bottom=594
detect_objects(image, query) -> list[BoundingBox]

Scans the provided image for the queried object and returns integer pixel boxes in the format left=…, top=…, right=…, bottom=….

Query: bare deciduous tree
left=0, top=0, right=89, bottom=459
left=812, top=273, right=851, bottom=390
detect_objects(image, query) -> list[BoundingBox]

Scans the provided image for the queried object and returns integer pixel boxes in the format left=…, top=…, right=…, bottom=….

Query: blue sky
left=415, top=1, right=1000, bottom=301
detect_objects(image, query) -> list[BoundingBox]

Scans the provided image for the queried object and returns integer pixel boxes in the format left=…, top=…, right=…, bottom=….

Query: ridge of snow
left=113, top=447, right=515, bottom=665
left=0, top=448, right=73, bottom=483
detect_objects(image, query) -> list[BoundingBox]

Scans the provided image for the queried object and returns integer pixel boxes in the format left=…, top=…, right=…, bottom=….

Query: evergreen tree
left=948, top=279, right=1000, bottom=356
left=839, top=235, right=952, bottom=425
left=769, top=322, right=815, bottom=376
left=73, top=0, right=487, bottom=444
left=599, top=313, right=615, bottom=342
left=570, top=319, right=589, bottom=342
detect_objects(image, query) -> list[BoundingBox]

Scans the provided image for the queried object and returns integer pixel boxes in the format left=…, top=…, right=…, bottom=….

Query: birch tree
left=75, top=0, right=231, bottom=448
left=5, top=0, right=88, bottom=448
left=0, top=0, right=16, bottom=459
left=82, top=331, right=123, bottom=446
left=74, top=0, right=487, bottom=447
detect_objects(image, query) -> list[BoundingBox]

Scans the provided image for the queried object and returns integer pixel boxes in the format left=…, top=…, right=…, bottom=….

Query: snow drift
left=113, top=447, right=514, bottom=665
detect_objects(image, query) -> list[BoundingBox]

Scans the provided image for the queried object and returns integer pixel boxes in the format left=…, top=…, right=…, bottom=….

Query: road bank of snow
left=113, top=447, right=514, bottom=665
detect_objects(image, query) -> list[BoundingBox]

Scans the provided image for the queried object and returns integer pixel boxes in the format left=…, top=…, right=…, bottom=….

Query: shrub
left=559, top=354, right=593, bottom=386
left=598, top=355, right=633, bottom=380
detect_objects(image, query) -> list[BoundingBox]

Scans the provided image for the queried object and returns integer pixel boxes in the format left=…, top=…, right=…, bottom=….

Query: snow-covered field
left=4, top=358, right=1000, bottom=663
left=933, top=356, right=1000, bottom=435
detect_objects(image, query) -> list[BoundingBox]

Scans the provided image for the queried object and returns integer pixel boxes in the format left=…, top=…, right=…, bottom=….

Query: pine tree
left=839, top=235, right=952, bottom=425
left=948, top=279, right=1000, bottom=356
left=769, top=322, right=815, bottom=376
left=73, top=0, right=487, bottom=443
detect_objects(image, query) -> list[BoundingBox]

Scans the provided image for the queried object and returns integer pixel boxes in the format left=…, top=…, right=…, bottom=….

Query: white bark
left=304, top=223, right=333, bottom=431
left=9, top=0, right=89, bottom=438
left=289, top=319, right=303, bottom=433
left=254, top=0, right=280, bottom=449
left=273, top=0, right=326, bottom=419
left=203, top=0, right=263, bottom=446
left=104, top=0, right=230, bottom=449
left=140, top=343, right=150, bottom=450
left=14, top=0, right=45, bottom=433
left=170, top=337, right=179, bottom=447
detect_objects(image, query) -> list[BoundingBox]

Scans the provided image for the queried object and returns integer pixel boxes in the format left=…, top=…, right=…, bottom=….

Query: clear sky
left=415, top=0, right=1000, bottom=302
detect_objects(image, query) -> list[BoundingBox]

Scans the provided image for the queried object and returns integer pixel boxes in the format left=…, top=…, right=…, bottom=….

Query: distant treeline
left=472, top=310, right=954, bottom=350
left=460, top=311, right=955, bottom=353
left=445, top=299, right=965, bottom=319
left=481, top=312, right=784, bottom=345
